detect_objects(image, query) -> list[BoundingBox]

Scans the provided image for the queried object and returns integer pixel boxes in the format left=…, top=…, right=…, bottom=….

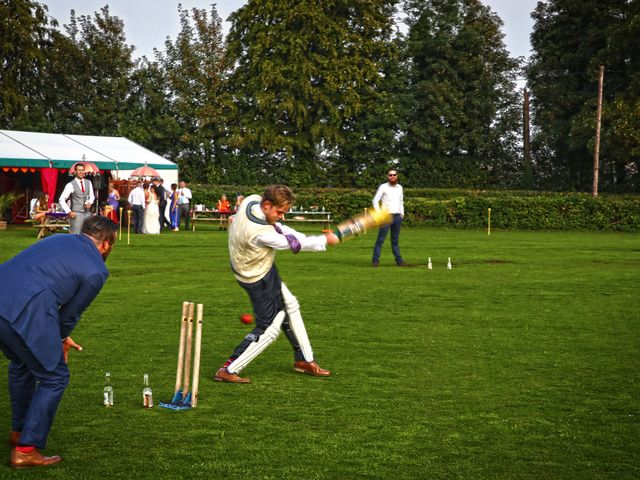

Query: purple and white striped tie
left=273, top=224, right=301, bottom=254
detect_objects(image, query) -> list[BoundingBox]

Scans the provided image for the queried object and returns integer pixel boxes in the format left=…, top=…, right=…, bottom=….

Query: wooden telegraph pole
left=523, top=88, right=530, bottom=162
left=592, top=65, right=604, bottom=197
left=523, top=88, right=531, bottom=181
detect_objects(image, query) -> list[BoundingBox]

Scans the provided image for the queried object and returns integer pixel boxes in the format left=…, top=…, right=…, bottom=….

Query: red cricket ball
left=240, top=313, right=254, bottom=325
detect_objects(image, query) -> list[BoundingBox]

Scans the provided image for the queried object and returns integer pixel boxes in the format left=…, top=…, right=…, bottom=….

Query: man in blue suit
left=0, top=215, right=117, bottom=469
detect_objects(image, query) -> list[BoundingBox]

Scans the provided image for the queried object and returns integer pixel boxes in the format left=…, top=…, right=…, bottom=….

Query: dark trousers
left=372, top=213, right=404, bottom=264
left=230, top=265, right=305, bottom=362
left=159, top=202, right=169, bottom=229
left=0, top=318, right=69, bottom=449
left=178, top=203, right=190, bottom=230
left=132, top=205, right=144, bottom=233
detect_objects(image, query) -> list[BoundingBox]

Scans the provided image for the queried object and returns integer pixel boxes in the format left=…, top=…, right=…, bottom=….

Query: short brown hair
left=82, top=215, right=118, bottom=244
left=262, top=185, right=294, bottom=207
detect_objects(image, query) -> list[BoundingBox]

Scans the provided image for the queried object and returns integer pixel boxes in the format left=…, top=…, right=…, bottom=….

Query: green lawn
left=0, top=224, right=638, bottom=479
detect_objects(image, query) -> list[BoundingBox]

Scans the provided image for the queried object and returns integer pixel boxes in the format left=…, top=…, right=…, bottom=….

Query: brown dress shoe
left=293, top=361, right=331, bottom=377
left=8, top=431, right=21, bottom=448
left=214, top=367, right=251, bottom=384
left=10, top=448, right=62, bottom=469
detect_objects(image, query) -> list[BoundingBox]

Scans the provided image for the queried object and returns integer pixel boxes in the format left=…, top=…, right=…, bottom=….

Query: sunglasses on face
left=388, top=173, right=397, bottom=177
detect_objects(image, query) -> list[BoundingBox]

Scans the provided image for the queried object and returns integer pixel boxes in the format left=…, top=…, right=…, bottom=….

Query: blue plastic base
left=158, top=390, right=192, bottom=410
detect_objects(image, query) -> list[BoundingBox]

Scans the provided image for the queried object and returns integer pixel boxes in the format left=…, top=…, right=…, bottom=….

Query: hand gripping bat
left=333, top=207, right=392, bottom=242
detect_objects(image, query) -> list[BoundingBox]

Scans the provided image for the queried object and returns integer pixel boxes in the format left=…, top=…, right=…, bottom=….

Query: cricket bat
left=334, top=207, right=392, bottom=242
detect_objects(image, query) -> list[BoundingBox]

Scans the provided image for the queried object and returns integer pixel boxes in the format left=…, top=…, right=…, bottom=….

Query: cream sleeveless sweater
left=228, top=195, right=277, bottom=283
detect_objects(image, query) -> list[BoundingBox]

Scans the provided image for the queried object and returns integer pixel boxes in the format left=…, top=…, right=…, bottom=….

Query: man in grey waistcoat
left=59, top=163, right=95, bottom=234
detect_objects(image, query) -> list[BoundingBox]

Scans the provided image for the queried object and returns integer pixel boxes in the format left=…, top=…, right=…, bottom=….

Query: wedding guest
left=142, top=184, right=161, bottom=234
left=127, top=181, right=145, bottom=234
left=217, top=194, right=231, bottom=230
left=153, top=177, right=170, bottom=230
left=169, top=183, right=180, bottom=231
left=59, top=163, right=94, bottom=234
left=30, top=192, right=50, bottom=225
left=0, top=216, right=117, bottom=468
left=176, top=181, right=192, bottom=231
left=106, top=183, right=120, bottom=223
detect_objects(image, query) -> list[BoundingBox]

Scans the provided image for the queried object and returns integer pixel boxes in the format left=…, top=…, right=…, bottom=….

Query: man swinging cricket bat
left=215, top=185, right=391, bottom=384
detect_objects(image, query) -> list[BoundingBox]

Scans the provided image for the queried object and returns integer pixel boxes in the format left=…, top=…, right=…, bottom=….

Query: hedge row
left=190, top=185, right=640, bottom=231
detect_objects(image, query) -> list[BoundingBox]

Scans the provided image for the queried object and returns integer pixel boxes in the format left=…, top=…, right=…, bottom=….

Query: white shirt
left=29, top=198, right=38, bottom=216
left=177, top=187, right=192, bottom=205
left=254, top=221, right=328, bottom=251
left=59, top=178, right=95, bottom=214
left=372, top=182, right=404, bottom=215
left=229, top=196, right=328, bottom=283
left=128, top=186, right=146, bottom=208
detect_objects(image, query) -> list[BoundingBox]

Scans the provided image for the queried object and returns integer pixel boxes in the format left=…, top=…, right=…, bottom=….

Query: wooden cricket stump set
left=159, top=302, right=203, bottom=410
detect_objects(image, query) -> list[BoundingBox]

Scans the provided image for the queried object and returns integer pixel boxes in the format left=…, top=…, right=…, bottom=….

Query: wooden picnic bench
left=190, top=208, right=333, bottom=231
left=281, top=211, right=332, bottom=230
left=190, top=208, right=235, bottom=231
left=33, top=212, right=70, bottom=239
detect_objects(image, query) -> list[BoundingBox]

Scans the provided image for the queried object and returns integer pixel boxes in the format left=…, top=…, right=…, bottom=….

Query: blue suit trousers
left=0, top=317, right=69, bottom=449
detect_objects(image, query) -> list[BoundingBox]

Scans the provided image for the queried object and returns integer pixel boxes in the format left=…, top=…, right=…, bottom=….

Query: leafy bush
left=0, top=192, right=23, bottom=222
left=189, top=185, right=640, bottom=231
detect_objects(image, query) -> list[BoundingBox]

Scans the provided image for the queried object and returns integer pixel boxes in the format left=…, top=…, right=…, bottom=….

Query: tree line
left=1, top=0, right=638, bottom=192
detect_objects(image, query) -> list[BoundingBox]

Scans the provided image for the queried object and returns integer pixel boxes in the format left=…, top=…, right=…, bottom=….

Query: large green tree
left=527, top=0, right=639, bottom=192
left=326, top=14, right=403, bottom=188
left=0, top=0, right=52, bottom=129
left=400, top=0, right=521, bottom=188
left=20, top=5, right=136, bottom=136
left=39, top=24, right=88, bottom=133
left=157, top=4, right=227, bottom=183
left=1, top=3, right=139, bottom=137
left=224, top=0, right=398, bottom=186
left=600, top=0, right=640, bottom=192
left=118, top=58, right=179, bottom=158
left=64, top=6, right=135, bottom=135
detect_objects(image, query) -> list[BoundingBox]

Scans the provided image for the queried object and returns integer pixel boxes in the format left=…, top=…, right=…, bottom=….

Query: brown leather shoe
left=10, top=448, right=62, bottom=469
left=8, top=431, right=20, bottom=448
left=294, top=361, right=331, bottom=377
left=214, top=367, right=251, bottom=384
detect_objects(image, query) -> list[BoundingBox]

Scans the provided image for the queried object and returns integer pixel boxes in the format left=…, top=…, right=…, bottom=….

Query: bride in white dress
left=142, top=184, right=161, bottom=234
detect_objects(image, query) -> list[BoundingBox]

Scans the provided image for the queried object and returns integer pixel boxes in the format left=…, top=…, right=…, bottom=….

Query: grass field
left=0, top=224, right=638, bottom=479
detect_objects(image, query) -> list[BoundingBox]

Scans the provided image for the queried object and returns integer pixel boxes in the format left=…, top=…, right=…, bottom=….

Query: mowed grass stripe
left=0, top=225, right=638, bottom=479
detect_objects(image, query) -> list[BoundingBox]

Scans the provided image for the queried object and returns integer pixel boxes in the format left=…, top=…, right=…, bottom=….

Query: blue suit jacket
left=0, top=234, right=109, bottom=371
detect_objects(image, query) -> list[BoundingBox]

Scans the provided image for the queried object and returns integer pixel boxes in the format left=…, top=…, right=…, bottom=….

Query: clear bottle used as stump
left=143, top=373, right=154, bottom=408
left=103, top=372, right=114, bottom=407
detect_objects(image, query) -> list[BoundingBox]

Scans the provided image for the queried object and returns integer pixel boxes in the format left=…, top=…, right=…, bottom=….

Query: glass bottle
left=103, top=372, right=114, bottom=407
left=143, top=373, right=154, bottom=408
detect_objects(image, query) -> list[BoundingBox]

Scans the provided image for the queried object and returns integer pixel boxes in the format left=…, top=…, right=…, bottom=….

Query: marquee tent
left=0, top=130, right=178, bottom=212
left=0, top=130, right=177, bottom=172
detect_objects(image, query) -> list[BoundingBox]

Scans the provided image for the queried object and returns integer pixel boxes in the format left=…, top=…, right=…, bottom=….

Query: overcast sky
left=41, top=1, right=540, bottom=61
